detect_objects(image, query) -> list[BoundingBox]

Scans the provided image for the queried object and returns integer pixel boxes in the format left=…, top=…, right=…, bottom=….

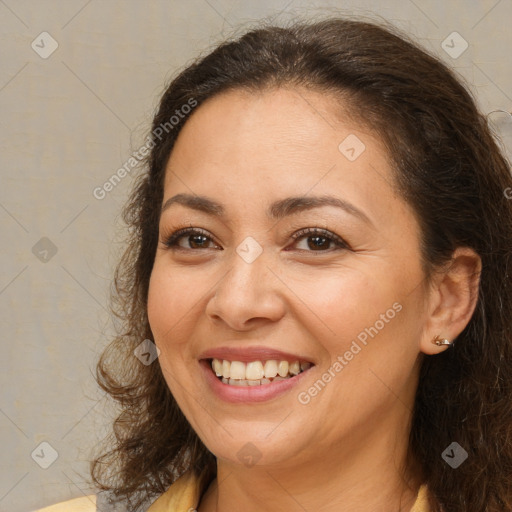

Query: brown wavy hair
left=91, top=16, right=512, bottom=511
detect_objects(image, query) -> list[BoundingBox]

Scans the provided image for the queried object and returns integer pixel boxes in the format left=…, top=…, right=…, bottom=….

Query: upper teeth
left=211, top=358, right=311, bottom=380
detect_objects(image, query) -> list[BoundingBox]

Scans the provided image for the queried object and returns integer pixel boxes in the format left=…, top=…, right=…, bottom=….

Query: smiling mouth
left=207, top=358, right=313, bottom=387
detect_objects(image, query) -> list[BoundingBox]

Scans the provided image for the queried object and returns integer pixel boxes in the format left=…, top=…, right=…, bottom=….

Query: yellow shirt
left=35, top=470, right=430, bottom=511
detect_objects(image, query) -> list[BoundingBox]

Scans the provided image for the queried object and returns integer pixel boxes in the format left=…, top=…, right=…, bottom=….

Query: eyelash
left=161, top=226, right=349, bottom=252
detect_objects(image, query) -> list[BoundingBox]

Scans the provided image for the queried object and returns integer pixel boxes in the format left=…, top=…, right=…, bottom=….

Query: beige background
left=0, top=1, right=510, bottom=511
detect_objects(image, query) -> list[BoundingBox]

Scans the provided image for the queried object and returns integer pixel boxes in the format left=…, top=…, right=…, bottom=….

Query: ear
left=419, top=247, right=482, bottom=355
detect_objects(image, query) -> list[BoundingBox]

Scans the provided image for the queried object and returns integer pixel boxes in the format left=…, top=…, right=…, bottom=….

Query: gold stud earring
left=432, top=335, right=454, bottom=346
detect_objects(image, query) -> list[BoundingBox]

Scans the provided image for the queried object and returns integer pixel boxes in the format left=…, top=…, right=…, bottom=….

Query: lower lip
left=199, top=359, right=313, bottom=403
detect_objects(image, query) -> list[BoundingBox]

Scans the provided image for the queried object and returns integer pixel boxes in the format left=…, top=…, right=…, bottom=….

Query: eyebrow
left=160, top=193, right=373, bottom=225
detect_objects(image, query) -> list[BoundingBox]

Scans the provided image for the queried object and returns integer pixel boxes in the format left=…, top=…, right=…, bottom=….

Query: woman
left=38, top=16, right=512, bottom=512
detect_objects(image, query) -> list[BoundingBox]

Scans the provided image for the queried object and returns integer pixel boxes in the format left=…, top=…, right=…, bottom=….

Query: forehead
left=166, top=87, right=390, bottom=185
left=164, top=88, right=409, bottom=225
left=174, top=88, right=359, bottom=152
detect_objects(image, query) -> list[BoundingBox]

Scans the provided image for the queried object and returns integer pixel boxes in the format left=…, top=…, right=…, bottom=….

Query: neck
left=198, top=409, right=422, bottom=512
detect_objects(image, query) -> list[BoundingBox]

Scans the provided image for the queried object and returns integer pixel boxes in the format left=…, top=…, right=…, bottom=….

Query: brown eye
left=290, top=228, right=349, bottom=252
left=185, top=233, right=211, bottom=249
left=303, top=235, right=331, bottom=250
left=163, top=228, right=221, bottom=250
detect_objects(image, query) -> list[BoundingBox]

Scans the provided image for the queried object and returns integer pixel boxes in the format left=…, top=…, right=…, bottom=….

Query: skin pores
left=147, top=87, right=430, bottom=510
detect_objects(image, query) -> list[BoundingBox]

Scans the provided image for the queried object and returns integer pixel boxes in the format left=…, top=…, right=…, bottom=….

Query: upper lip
left=199, top=345, right=315, bottom=364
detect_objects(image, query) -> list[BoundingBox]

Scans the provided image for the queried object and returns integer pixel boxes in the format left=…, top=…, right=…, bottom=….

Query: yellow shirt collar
left=148, top=470, right=430, bottom=511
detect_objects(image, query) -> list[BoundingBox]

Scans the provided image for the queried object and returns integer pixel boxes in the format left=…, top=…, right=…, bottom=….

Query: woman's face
left=148, top=87, right=430, bottom=469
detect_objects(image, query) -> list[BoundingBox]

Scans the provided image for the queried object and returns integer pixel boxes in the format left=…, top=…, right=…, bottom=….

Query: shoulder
left=32, top=470, right=202, bottom=512
left=34, top=495, right=96, bottom=512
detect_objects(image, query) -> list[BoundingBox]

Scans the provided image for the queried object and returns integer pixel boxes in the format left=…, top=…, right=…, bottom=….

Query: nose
left=205, top=248, right=286, bottom=332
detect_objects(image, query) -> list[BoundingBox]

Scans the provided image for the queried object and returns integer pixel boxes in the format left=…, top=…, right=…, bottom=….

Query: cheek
left=295, top=270, right=422, bottom=414
left=147, top=267, right=198, bottom=404
left=290, top=260, right=424, bottom=364
left=147, top=262, right=200, bottom=355
left=287, top=266, right=394, bottom=341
